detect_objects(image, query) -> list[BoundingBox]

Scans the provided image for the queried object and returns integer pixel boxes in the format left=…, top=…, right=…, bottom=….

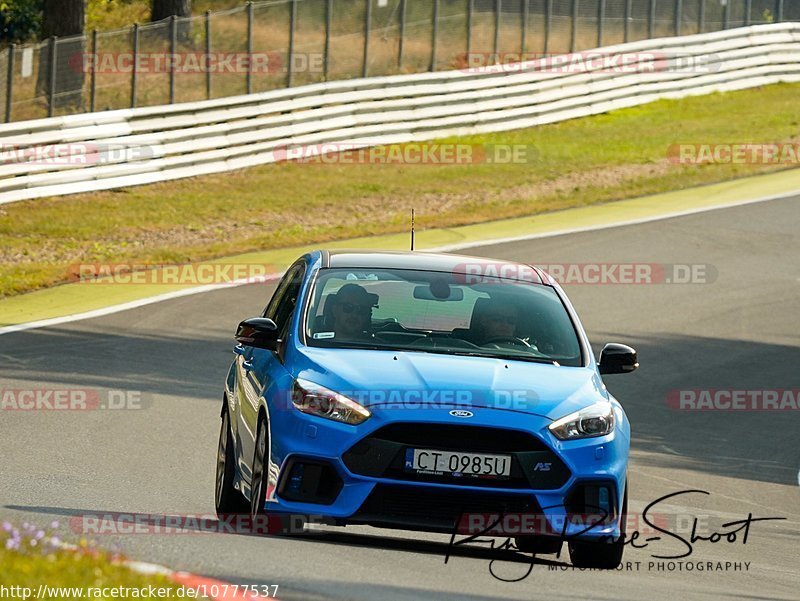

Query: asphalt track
left=1, top=195, right=799, bottom=600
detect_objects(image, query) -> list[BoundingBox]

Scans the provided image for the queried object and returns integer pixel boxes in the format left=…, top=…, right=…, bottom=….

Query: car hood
left=294, top=347, right=608, bottom=420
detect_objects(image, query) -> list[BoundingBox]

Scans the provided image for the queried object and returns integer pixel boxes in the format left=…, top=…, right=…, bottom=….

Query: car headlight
left=548, top=402, right=615, bottom=440
left=291, top=378, right=371, bottom=425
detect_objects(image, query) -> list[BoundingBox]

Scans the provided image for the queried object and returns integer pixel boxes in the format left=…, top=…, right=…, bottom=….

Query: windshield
left=303, top=267, right=583, bottom=367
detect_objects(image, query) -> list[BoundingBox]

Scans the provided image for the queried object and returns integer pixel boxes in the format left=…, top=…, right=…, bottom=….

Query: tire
left=514, top=535, right=562, bottom=555
left=250, top=413, right=305, bottom=536
left=250, top=413, right=270, bottom=521
left=215, top=406, right=249, bottom=518
left=567, top=481, right=628, bottom=570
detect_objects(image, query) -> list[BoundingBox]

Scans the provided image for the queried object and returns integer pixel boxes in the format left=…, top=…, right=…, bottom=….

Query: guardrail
left=1, top=22, right=799, bottom=206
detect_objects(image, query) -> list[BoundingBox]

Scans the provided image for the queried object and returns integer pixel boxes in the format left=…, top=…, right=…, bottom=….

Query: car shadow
left=4, top=504, right=568, bottom=569
left=2, top=320, right=799, bottom=488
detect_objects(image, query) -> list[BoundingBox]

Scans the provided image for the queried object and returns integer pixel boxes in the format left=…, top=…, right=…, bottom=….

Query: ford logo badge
left=449, top=410, right=474, bottom=418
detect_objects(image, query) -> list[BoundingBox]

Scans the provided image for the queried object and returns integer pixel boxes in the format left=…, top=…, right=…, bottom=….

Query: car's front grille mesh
left=342, top=422, right=571, bottom=490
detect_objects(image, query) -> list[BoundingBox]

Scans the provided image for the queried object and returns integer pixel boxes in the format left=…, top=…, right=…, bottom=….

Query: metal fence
left=0, top=0, right=795, bottom=123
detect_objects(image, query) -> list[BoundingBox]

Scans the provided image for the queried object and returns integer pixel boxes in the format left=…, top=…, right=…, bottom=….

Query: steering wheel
left=482, top=336, right=532, bottom=348
left=414, top=333, right=482, bottom=349
left=373, top=320, right=406, bottom=333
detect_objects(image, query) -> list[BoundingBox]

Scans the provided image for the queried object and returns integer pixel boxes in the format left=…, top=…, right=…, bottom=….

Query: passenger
left=471, top=299, right=521, bottom=345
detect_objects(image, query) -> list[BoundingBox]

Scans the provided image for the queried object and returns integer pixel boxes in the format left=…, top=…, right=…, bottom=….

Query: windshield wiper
left=447, top=350, right=559, bottom=365
left=312, top=341, right=560, bottom=365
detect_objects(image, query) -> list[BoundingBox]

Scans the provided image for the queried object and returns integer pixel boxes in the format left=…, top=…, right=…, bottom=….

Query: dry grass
left=7, top=3, right=631, bottom=121
left=2, top=82, right=800, bottom=297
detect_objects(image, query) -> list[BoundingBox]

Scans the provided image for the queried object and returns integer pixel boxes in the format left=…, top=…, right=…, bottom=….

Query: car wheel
left=567, top=481, right=628, bottom=570
left=250, top=413, right=305, bottom=536
left=250, top=413, right=270, bottom=521
left=514, top=535, right=563, bottom=555
left=215, top=406, right=248, bottom=518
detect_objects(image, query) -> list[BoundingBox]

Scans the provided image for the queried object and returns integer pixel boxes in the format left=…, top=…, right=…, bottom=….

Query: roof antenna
left=410, top=208, right=415, bottom=251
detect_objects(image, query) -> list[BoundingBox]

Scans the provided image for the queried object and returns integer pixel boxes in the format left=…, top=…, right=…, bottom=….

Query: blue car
left=215, top=250, right=638, bottom=568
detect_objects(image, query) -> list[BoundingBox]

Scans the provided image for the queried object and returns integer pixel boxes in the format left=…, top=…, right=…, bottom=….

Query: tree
left=151, top=0, right=192, bottom=42
left=37, top=0, right=85, bottom=111
left=40, top=0, right=83, bottom=38
left=151, top=0, right=192, bottom=22
left=0, top=0, right=42, bottom=44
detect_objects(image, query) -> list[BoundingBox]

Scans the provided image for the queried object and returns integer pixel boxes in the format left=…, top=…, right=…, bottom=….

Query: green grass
left=0, top=522, right=182, bottom=593
left=2, top=82, right=800, bottom=298
left=0, top=548, right=181, bottom=591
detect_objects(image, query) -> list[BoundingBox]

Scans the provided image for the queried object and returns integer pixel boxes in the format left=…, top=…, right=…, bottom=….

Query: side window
left=263, top=263, right=306, bottom=336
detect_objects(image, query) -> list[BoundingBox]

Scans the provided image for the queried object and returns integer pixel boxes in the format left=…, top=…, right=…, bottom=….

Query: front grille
left=367, top=423, right=549, bottom=452
left=351, top=484, right=541, bottom=532
left=342, top=423, right=571, bottom=489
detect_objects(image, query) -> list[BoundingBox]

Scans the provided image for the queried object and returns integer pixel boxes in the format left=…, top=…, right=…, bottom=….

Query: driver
left=327, top=283, right=379, bottom=341
left=471, top=299, right=521, bottom=345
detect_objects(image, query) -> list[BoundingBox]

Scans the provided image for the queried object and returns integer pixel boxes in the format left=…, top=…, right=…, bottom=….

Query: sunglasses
left=336, top=301, right=373, bottom=314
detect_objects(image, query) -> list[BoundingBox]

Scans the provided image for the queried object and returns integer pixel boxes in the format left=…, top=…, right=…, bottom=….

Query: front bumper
left=263, top=402, right=629, bottom=541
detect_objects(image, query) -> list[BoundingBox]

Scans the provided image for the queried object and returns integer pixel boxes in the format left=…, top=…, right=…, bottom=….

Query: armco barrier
left=0, top=22, right=799, bottom=206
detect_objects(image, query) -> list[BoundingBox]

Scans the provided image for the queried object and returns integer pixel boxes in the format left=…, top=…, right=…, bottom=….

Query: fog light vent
left=565, top=483, right=617, bottom=524
left=277, top=458, right=343, bottom=505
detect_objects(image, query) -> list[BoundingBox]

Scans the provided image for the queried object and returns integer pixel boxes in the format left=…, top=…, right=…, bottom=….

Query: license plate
left=404, top=448, right=511, bottom=479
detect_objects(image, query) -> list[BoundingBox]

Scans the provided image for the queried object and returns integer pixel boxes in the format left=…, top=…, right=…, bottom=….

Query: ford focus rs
left=215, top=250, right=638, bottom=569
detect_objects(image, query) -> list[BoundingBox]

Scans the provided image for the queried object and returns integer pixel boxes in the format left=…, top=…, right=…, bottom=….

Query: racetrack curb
left=54, top=542, right=267, bottom=601
left=105, top=554, right=266, bottom=600
left=168, top=570, right=265, bottom=600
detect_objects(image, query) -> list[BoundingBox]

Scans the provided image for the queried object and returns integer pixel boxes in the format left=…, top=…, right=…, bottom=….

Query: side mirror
left=598, top=343, right=638, bottom=375
left=235, top=317, right=280, bottom=351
